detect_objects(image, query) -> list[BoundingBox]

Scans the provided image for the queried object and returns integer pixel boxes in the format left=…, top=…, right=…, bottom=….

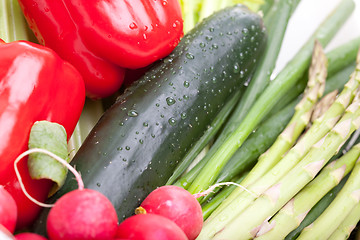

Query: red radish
left=14, top=232, right=48, bottom=240
left=14, top=149, right=118, bottom=240
left=136, top=185, right=203, bottom=240
left=46, top=188, right=118, bottom=240
left=116, top=214, right=188, bottom=240
left=0, top=186, right=17, bottom=233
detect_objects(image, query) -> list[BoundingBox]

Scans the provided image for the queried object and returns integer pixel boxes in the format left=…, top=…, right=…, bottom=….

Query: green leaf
left=28, top=121, right=69, bottom=191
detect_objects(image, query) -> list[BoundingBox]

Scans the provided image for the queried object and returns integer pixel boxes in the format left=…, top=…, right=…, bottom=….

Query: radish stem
left=14, top=148, right=84, bottom=208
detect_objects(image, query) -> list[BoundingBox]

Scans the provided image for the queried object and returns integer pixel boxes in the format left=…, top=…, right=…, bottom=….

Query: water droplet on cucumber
left=166, top=97, right=176, bottom=105
left=128, top=110, right=138, bottom=117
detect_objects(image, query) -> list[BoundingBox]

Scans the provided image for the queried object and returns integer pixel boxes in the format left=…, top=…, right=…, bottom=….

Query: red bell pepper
left=17, top=0, right=183, bottom=99
left=0, top=39, right=85, bottom=229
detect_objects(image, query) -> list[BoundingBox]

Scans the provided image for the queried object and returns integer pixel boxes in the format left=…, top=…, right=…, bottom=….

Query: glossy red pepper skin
left=17, top=0, right=125, bottom=99
left=0, top=40, right=85, bottom=229
left=63, top=0, right=183, bottom=69
left=17, top=0, right=183, bottom=98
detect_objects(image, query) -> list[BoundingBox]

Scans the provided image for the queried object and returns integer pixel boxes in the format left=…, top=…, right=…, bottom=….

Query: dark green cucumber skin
left=33, top=4, right=266, bottom=230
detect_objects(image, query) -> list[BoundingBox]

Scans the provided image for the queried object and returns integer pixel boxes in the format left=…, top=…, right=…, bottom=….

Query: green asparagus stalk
left=254, top=143, right=360, bottom=240
left=284, top=129, right=360, bottom=240
left=187, top=0, right=355, bottom=196
left=297, top=145, right=360, bottom=239
left=198, top=47, right=360, bottom=240
left=327, top=202, right=360, bottom=240
left=309, top=90, right=338, bottom=125
left=285, top=175, right=349, bottom=240
left=212, top=88, right=360, bottom=240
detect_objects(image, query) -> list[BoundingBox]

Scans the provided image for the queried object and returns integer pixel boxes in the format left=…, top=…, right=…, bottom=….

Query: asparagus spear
left=285, top=175, right=349, bottom=240
left=296, top=145, right=360, bottom=239
left=254, top=143, right=360, bottom=240
left=283, top=129, right=360, bottom=240
left=327, top=202, right=360, bottom=240
left=213, top=86, right=360, bottom=239
left=187, top=0, right=355, bottom=196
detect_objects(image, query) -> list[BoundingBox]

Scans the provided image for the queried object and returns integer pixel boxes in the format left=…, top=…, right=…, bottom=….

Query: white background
left=274, top=0, right=360, bottom=76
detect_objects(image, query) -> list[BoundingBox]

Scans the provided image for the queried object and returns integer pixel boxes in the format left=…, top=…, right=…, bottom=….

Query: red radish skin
left=116, top=214, right=188, bottom=240
left=46, top=189, right=118, bottom=240
left=138, top=185, right=203, bottom=240
left=0, top=186, right=17, bottom=233
left=15, top=232, right=48, bottom=240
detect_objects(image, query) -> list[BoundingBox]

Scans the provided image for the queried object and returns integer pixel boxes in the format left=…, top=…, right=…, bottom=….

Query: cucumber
left=33, top=4, right=266, bottom=230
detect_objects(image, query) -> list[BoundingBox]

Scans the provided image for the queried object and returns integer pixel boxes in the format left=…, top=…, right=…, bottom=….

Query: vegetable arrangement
left=31, top=3, right=266, bottom=230
left=1, top=0, right=360, bottom=239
